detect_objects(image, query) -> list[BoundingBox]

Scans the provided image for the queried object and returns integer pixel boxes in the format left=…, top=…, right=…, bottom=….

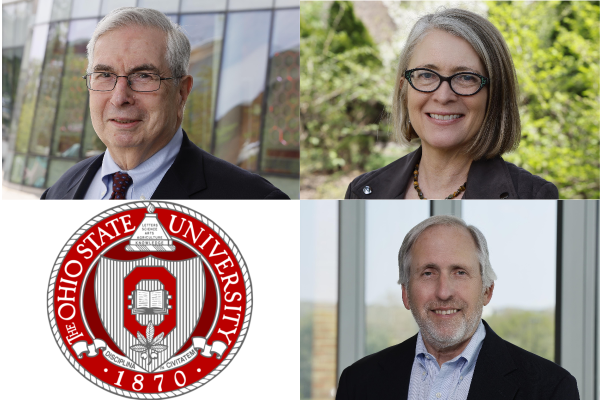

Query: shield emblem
left=94, top=255, right=205, bottom=372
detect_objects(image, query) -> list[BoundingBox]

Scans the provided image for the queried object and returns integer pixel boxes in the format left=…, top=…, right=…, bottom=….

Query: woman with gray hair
left=345, top=8, right=558, bottom=200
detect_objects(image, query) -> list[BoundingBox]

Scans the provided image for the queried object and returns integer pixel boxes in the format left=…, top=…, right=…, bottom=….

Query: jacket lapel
left=464, top=157, right=518, bottom=199
left=151, top=130, right=207, bottom=199
left=467, top=321, right=519, bottom=400
left=350, top=148, right=421, bottom=199
left=376, top=334, right=417, bottom=398
left=68, top=154, right=103, bottom=199
left=349, top=147, right=518, bottom=199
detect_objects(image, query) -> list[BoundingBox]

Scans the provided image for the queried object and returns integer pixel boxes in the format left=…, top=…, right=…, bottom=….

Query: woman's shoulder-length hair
left=392, top=8, right=520, bottom=160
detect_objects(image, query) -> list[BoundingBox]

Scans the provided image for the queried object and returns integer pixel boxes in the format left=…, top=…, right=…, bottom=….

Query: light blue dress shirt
left=407, top=321, right=486, bottom=400
left=84, top=127, right=183, bottom=200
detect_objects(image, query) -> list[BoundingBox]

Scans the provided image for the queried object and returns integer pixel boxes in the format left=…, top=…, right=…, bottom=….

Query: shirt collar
left=100, top=126, right=183, bottom=199
left=415, top=320, right=486, bottom=370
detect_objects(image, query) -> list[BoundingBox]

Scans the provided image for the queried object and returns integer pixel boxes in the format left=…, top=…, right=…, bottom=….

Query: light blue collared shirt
left=84, top=127, right=183, bottom=200
left=407, top=321, right=486, bottom=400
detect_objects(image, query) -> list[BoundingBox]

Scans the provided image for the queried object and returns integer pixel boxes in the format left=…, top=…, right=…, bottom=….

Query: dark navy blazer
left=41, top=131, right=289, bottom=200
left=336, top=320, right=579, bottom=400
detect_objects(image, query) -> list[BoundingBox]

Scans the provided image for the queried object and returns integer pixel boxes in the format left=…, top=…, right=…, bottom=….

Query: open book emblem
left=129, top=286, right=172, bottom=315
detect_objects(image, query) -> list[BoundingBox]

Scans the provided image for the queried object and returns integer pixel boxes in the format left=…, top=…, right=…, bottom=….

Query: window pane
left=137, top=0, right=179, bottom=14
left=47, top=158, right=76, bottom=186
left=24, top=155, right=48, bottom=187
left=229, top=0, right=273, bottom=10
left=51, top=0, right=72, bottom=21
left=3, top=47, right=23, bottom=139
left=3, top=49, right=15, bottom=132
left=3, top=4, right=16, bottom=48
left=29, top=21, right=69, bottom=156
left=71, top=0, right=101, bottom=19
left=364, top=202, right=429, bottom=356
left=260, top=9, right=299, bottom=175
left=16, top=24, right=50, bottom=153
left=82, top=105, right=105, bottom=157
left=301, top=201, right=338, bottom=400
left=165, top=14, right=178, bottom=24
left=9, top=154, right=25, bottom=184
left=14, top=2, right=32, bottom=47
left=180, top=13, right=225, bottom=150
left=181, top=0, right=226, bottom=12
left=275, top=0, right=299, bottom=7
left=13, top=48, right=24, bottom=100
left=101, top=0, right=136, bottom=16
left=35, top=0, right=54, bottom=24
left=462, top=201, right=557, bottom=361
left=214, top=11, right=271, bottom=171
left=53, top=18, right=97, bottom=157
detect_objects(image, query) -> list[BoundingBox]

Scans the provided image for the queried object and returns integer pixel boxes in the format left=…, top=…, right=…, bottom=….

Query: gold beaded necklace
left=413, top=163, right=466, bottom=200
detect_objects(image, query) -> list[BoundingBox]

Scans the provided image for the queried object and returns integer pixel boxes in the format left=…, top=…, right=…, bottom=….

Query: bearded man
left=335, top=215, right=579, bottom=400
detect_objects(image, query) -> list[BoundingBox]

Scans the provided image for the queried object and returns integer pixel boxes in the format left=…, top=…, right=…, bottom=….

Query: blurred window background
left=301, top=201, right=339, bottom=400
left=300, top=200, right=599, bottom=400
left=462, top=201, right=557, bottom=361
left=364, top=202, right=428, bottom=356
left=2, top=0, right=300, bottom=198
left=299, top=1, right=599, bottom=199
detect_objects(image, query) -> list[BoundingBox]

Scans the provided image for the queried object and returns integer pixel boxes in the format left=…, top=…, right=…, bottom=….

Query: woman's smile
left=426, top=113, right=465, bottom=124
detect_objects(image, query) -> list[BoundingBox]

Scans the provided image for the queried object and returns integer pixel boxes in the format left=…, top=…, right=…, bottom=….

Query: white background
left=0, top=200, right=299, bottom=399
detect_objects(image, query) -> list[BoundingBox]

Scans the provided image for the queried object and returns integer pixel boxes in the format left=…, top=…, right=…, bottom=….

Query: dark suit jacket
left=336, top=321, right=579, bottom=400
left=41, top=131, right=290, bottom=199
left=345, top=147, right=558, bottom=199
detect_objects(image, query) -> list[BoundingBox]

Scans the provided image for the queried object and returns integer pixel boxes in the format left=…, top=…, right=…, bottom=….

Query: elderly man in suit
left=336, top=215, right=579, bottom=400
left=42, top=7, right=289, bottom=200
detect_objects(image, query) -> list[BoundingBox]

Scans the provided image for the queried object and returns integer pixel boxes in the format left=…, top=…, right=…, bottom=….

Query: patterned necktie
left=110, top=171, right=133, bottom=200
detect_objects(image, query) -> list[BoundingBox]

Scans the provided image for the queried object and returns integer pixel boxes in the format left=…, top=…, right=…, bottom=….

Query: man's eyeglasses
left=82, top=72, right=179, bottom=92
left=404, top=68, right=489, bottom=96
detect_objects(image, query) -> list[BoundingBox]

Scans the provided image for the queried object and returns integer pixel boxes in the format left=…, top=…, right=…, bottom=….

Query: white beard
left=408, top=290, right=485, bottom=351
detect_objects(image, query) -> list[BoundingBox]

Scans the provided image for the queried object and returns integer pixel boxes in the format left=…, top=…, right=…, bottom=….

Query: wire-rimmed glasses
left=404, top=68, right=489, bottom=96
left=82, top=72, right=178, bottom=92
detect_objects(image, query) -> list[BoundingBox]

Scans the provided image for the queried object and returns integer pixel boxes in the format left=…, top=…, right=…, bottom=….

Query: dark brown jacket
left=345, top=147, right=558, bottom=199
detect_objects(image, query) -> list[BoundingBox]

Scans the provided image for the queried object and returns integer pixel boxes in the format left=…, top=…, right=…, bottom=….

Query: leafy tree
left=301, top=1, right=393, bottom=175
left=486, top=308, right=554, bottom=361
left=488, top=1, right=600, bottom=199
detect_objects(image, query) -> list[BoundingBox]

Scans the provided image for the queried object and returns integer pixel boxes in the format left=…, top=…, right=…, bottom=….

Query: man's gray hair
left=86, top=7, right=190, bottom=81
left=398, top=215, right=497, bottom=289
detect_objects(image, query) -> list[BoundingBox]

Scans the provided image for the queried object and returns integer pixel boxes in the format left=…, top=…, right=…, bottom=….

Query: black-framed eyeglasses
left=404, top=68, right=489, bottom=96
left=82, top=72, right=179, bottom=92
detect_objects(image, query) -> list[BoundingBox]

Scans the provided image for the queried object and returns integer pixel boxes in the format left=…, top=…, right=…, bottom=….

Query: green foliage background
left=300, top=1, right=600, bottom=199
left=301, top=1, right=396, bottom=175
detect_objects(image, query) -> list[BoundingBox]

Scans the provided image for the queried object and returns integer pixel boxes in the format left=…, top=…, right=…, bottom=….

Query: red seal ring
left=47, top=202, right=252, bottom=397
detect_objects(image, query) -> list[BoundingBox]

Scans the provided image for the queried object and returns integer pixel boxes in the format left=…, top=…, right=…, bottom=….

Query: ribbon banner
left=72, top=339, right=107, bottom=359
left=102, top=346, right=146, bottom=372
left=154, top=337, right=228, bottom=372
left=193, top=337, right=227, bottom=359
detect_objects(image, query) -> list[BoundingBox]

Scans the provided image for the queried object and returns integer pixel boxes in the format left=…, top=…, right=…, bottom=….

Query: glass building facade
left=2, top=0, right=300, bottom=197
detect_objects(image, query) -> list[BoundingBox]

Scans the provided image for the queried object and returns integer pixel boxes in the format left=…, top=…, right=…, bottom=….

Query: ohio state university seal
left=47, top=202, right=252, bottom=397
